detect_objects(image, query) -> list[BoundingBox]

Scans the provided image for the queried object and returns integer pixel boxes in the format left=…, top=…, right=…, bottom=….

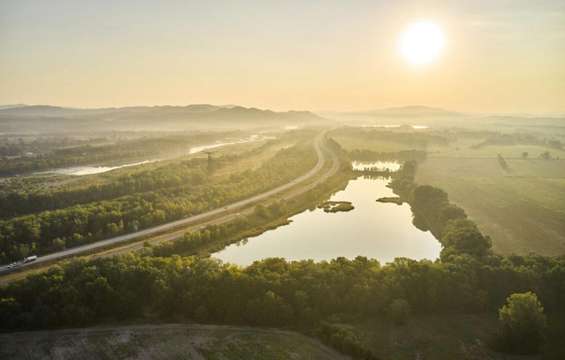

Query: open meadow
left=417, top=154, right=565, bottom=256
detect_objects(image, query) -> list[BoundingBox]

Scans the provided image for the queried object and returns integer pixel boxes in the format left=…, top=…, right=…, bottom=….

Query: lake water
left=214, top=175, right=441, bottom=266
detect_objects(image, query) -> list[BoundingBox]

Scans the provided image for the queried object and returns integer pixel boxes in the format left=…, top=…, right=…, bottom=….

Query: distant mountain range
left=0, top=104, right=325, bottom=133
left=349, top=106, right=463, bottom=117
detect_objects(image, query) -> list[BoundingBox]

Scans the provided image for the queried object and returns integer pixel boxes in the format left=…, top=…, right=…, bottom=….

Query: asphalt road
left=0, top=131, right=336, bottom=274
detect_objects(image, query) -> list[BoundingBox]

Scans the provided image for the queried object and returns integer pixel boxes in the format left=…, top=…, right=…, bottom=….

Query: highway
left=0, top=131, right=338, bottom=275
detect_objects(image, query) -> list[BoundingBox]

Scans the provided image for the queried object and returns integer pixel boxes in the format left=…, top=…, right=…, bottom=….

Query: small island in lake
left=376, top=196, right=404, bottom=205
left=319, top=201, right=354, bottom=213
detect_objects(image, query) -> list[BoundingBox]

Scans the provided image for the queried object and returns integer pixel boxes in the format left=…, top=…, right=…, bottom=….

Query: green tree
left=441, top=219, right=491, bottom=258
left=539, top=151, right=551, bottom=160
left=387, top=298, right=411, bottom=325
left=498, top=292, right=547, bottom=354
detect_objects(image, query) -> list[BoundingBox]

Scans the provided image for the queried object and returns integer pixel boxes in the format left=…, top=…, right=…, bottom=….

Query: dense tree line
left=318, top=323, right=380, bottom=359
left=0, top=144, right=317, bottom=263
left=1, top=250, right=564, bottom=352
left=349, top=149, right=426, bottom=162
left=151, top=202, right=288, bottom=257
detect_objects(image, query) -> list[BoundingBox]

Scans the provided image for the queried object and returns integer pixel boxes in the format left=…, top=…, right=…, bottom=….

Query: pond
left=213, top=172, right=441, bottom=266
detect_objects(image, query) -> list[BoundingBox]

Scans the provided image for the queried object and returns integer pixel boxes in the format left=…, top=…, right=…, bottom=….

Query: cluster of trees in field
left=0, top=144, right=317, bottom=263
left=472, top=133, right=563, bottom=151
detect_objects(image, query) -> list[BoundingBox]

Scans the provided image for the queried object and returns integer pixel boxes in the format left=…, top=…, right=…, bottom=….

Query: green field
left=331, top=133, right=427, bottom=153
left=417, top=157, right=565, bottom=255
left=0, top=324, right=347, bottom=360
left=427, top=141, right=565, bottom=159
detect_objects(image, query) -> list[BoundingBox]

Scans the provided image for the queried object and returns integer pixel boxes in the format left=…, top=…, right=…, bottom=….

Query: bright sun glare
left=399, top=21, right=445, bottom=65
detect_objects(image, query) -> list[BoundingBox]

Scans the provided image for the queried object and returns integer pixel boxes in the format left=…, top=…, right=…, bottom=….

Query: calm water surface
left=214, top=176, right=441, bottom=265
left=45, top=160, right=157, bottom=176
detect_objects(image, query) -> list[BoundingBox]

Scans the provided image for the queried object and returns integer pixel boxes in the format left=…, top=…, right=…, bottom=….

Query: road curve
left=1, top=131, right=335, bottom=273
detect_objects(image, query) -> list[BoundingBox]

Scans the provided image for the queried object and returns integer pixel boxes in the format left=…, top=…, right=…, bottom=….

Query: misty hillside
left=0, top=105, right=326, bottom=133
left=356, top=106, right=462, bottom=117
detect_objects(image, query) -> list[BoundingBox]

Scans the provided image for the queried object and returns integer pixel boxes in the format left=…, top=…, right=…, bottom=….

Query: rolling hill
left=0, top=104, right=326, bottom=133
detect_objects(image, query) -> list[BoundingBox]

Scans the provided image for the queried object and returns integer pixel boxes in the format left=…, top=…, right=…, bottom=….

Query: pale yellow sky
left=1, top=1, right=564, bottom=113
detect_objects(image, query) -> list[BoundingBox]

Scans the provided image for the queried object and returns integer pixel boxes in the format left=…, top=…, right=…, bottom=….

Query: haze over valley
left=1, top=1, right=565, bottom=359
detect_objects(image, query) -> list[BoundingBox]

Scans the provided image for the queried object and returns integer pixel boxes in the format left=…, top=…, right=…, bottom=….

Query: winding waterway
left=214, top=163, right=441, bottom=265
left=38, top=135, right=268, bottom=176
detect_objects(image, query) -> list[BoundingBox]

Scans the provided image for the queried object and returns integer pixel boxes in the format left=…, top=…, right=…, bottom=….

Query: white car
left=23, top=255, right=38, bottom=263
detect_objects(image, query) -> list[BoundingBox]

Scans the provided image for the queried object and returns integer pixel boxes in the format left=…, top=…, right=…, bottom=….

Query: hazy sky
left=1, top=0, right=564, bottom=113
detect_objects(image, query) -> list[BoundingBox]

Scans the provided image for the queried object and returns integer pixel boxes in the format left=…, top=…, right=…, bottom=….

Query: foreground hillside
left=0, top=324, right=348, bottom=360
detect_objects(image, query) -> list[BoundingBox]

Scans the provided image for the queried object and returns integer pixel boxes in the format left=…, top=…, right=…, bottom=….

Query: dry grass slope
left=0, top=324, right=349, bottom=360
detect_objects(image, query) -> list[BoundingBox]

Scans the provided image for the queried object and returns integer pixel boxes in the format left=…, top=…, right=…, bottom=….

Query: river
left=39, top=135, right=268, bottom=176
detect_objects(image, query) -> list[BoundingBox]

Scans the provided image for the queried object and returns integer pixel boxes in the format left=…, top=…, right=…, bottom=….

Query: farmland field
left=417, top=157, right=565, bottom=255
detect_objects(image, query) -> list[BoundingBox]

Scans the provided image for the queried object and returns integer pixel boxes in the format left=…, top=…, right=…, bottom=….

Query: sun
left=399, top=21, right=445, bottom=65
